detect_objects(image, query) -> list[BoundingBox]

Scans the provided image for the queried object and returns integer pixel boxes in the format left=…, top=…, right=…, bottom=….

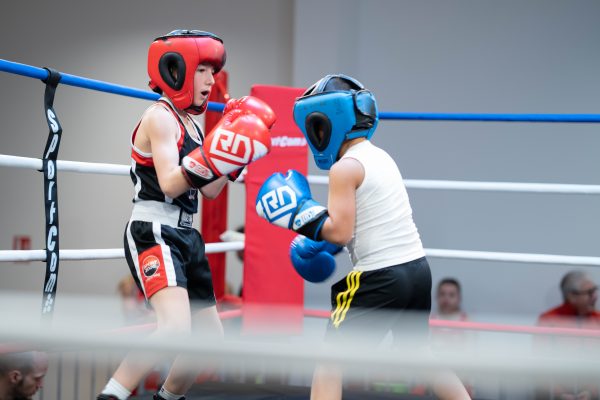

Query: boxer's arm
left=142, top=106, right=191, bottom=199
left=319, top=157, right=364, bottom=246
left=199, top=175, right=228, bottom=199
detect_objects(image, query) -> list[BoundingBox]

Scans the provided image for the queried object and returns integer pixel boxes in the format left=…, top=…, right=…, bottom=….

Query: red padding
left=201, top=70, right=230, bottom=300
left=242, top=85, right=308, bottom=335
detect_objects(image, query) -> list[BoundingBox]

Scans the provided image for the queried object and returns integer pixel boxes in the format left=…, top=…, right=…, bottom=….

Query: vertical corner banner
left=243, top=85, right=307, bottom=335
left=201, top=70, right=229, bottom=300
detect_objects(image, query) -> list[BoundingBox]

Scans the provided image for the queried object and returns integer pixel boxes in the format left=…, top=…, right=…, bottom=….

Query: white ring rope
left=308, top=174, right=600, bottom=195
left=0, top=314, right=598, bottom=382
left=2, top=153, right=599, bottom=194
left=406, top=179, right=600, bottom=194
left=2, top=154, right=598, bottom=265
left=0, top=241, right=244, bottom=262
left=425, top=248, right=600, bottom=267
left=1, top=244, right=598, bottom=266
left=0, top=154, right=129, bottom=175
left=0, top=154, right=600, bottom=194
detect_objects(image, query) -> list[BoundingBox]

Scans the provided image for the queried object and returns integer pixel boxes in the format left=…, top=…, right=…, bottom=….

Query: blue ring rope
left=0, top=59, right=225, bottom=112
left=2, top=58, right=599, bottom=122
left=379, top=111, right=600, bottom=123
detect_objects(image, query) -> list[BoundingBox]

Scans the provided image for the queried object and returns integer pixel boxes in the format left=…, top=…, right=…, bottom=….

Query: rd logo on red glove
left=181, top=96, right=275, bottom=188
left=208, top=127, right=269, bottom=172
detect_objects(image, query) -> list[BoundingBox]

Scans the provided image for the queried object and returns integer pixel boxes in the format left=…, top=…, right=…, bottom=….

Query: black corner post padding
left=40, top=67, right=63, bottom=321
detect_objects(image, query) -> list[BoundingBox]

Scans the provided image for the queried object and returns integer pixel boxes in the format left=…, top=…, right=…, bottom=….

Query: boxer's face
left=192, top=63, right=215, bottom=108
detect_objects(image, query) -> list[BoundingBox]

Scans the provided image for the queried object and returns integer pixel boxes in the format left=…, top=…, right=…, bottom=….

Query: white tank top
left=341, top=140, right=425, bottom=271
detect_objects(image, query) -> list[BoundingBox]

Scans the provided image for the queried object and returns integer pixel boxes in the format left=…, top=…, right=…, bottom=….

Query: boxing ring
left=1, top=58, right=600, bottom=399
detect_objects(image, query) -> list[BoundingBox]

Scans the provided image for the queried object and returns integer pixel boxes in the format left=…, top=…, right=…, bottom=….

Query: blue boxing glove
left=255, top=169, right=328, bottom=240
left=290, top=235, right=342, bottom=283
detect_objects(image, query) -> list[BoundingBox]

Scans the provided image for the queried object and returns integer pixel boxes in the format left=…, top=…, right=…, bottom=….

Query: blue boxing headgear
left=293, top=74, right=378, bottom=170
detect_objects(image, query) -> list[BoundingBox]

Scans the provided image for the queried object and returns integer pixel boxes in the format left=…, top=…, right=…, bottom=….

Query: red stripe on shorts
left=138, top=244, right=168, bottom=298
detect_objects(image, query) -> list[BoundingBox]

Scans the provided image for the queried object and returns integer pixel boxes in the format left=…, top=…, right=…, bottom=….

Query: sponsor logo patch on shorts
left=142, top=255, right=160, bottom=277
left=136, top=245, right=167, bottom=297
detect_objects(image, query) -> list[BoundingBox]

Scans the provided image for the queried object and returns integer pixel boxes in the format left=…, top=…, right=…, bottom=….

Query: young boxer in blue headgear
left=256, top=74, right=470, bottom=400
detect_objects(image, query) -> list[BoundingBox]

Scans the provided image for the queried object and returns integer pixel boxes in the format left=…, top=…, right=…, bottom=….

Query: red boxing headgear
left=148, top=30, right=226, bottom=115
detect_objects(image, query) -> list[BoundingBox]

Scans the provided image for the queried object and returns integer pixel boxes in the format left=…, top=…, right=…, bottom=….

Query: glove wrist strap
left=296, top=211, right=329, bottom=241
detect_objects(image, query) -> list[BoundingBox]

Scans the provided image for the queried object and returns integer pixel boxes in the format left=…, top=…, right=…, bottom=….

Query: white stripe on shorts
left=126, top=221, right=146, bottom=297
left=152, top=221, right=177, bottom=286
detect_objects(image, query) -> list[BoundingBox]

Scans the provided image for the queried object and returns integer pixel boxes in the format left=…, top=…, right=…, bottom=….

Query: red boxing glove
left=223, top=96, right=276, bottom=182
left=181, top=108, right=273, bottom=188
left=223, top=96, right=276, bottom=129
left=227, top=166, right=245, bottom=182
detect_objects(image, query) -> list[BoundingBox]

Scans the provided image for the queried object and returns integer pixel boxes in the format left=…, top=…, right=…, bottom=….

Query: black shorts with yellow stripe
left=325, top=256, right=432, bottom=347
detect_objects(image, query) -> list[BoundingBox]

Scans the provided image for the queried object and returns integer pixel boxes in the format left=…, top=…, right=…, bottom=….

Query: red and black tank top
left=129, top=98, right=203, bottom=214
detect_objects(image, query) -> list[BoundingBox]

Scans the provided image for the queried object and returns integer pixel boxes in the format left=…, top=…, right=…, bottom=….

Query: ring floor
left=132, top=382, right=450, bottom=400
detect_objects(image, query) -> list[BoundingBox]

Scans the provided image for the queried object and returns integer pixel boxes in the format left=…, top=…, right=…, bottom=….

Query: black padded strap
left=40, top=68, right=63, bottom=321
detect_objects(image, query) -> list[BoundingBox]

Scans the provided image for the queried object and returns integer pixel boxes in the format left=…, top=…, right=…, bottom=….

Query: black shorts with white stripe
left=124, top=220, right=216, bottom=305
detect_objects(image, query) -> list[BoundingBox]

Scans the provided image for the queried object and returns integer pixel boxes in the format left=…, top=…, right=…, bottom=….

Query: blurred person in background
left=117, top=275, right=154, bottom=324
left=430, top=278, right=473, bottom=397
left=0, top=351, right=48, bottom=400
left=535, top=270, right=600, bottom=400
left=538, top=270, right=600, bottom=327
left=432, top=278, right=468, bottom=321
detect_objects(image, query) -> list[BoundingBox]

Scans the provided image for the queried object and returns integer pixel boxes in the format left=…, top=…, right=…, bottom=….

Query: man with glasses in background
left=535, top=270, right=600, bottom=400
left=539, top=270, right=599, bottom=327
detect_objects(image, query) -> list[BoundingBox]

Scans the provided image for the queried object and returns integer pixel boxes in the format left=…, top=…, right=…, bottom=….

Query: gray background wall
left=1, top=0, right=599, bottom=326
left=0, top=0, right=293, bottom=303
left=294, top=0, right=600, bottom=322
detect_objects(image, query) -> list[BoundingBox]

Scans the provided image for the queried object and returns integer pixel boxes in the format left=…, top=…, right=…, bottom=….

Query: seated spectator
left=430, top=278, right=471, bottom=352
left=0, top=351, right=48, bottom=400
left=430, top=278, right=474, bottom=397
left=432, top=278, right=468, bottom=321
left=535, top=270, right=600, bottom=400
left=538, top=270, right=600, bottom=328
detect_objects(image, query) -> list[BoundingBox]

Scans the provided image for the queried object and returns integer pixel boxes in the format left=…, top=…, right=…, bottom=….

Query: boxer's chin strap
left=40, top=68, right=63, bottom=322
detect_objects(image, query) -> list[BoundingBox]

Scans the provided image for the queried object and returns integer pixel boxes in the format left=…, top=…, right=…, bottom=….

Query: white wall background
left=0, top=0, right=599, bottom=329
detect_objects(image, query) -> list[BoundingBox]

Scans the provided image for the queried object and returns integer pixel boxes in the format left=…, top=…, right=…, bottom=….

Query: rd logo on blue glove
left=255, top=170, right=328, bottom=240
left=256, top=186, right=298, bottom=224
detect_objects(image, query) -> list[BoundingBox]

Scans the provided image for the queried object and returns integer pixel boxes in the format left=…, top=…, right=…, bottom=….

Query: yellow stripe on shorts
left=331, top=271, right=363, bottom=328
